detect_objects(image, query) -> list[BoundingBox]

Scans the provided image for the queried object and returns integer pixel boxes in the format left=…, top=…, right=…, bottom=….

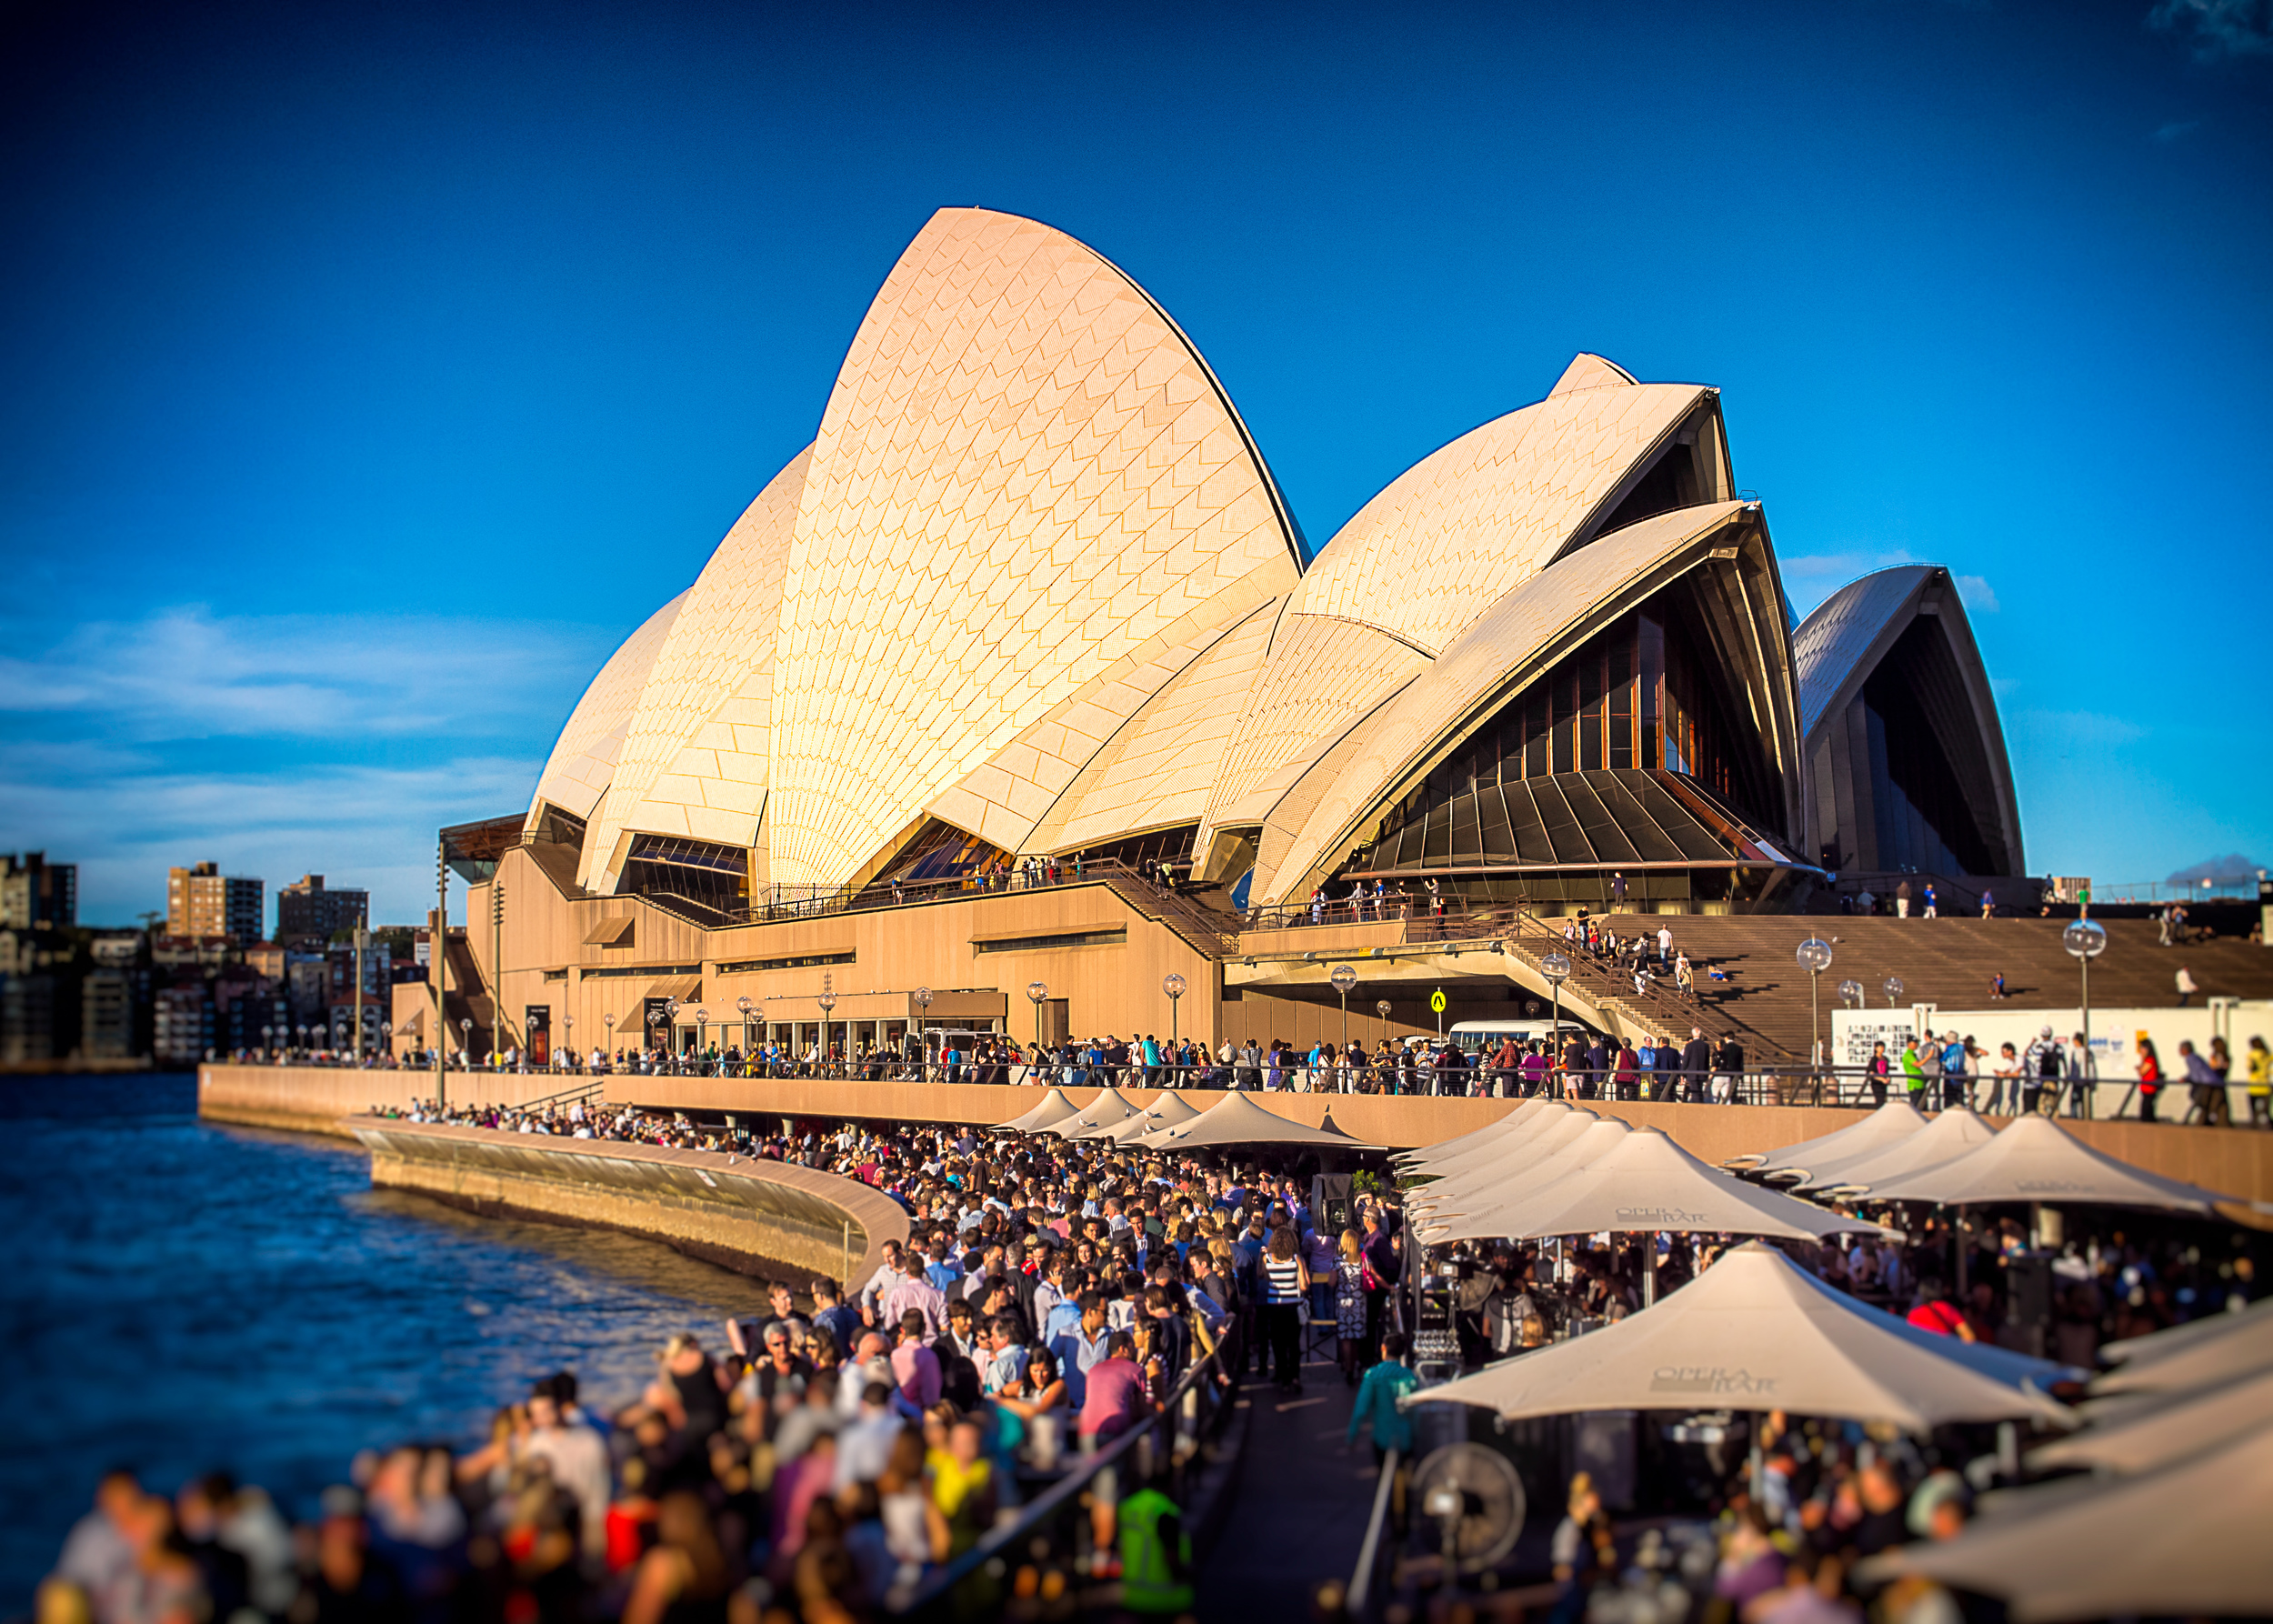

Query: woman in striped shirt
left=1258, top=1227, right=1312, bottom=1393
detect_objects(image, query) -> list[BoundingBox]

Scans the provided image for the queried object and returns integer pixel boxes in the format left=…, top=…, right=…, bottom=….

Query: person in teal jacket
left=1347, top=1331, right=1419, bottom=1464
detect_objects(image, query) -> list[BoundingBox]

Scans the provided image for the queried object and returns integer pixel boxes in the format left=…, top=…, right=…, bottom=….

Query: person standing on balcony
left=1896, top=878, right=1912, bottom=918
left=1680, top=1026, right=1710, bottom=1104
left=2177, top=966, right=2199, bottom=1007
left=1611, top=871, right=1628, bottom=910
left=1922, top=882, right=1939, bottom=918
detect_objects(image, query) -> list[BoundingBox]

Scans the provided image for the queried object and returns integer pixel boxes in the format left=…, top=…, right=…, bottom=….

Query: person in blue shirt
left=1941, top=1034, right=1968, bottom=1110
left=1347, top=1330, right=1418, bottom=1467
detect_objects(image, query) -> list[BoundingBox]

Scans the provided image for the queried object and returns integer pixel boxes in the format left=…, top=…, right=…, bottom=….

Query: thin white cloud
left=2148, top=0, right=2273, bottom=58
left=1954, top=574, right=1999, bottom=613
left=0, top=606, right=603, bottom=739
left=2010, top=708, right=2148, bottom=747
left=2153, top=118, right=2204, bottom=141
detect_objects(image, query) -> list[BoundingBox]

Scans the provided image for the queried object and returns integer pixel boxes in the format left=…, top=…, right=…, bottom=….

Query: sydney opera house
left=410, top=208, right=2024, bottom=1062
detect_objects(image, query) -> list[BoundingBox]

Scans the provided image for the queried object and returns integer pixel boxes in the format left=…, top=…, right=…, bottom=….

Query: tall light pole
left=737, top=995, right=754, bottom=1058
left=1541, top=951, right=1570, bottom=1098
left=912, top=985, right=934, bottom=1072
left=1026, top=980, right=1048, bottom=1048
left=816, top=988, right=836, bottom=1077
left=2063, top=918, right=2107, bottom=1117
left=434, top=840, right=448, bottom=1110
left=1161, top=973, right=1187, bottom=1050
left=694, top=1006, right=710, bottom=1069
left=1797, top=937, right=1834, bottom=1094
left=352, top=925, right=369, bottom=1060
left=1330, top=964, right=1357, bottom=1050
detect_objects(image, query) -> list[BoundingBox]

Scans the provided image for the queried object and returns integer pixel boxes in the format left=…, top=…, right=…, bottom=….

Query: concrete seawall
left=351, top=1119, right=909, bottom=1285
left=198, top=1063, right=569, bottom=1138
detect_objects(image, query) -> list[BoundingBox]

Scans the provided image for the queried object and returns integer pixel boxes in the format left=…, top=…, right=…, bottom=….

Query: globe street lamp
left=1883, top=976, right=1904, bottom=1009
left=816, top=989, right=836, bottom=1078
left=1330, top=963, right=1358, bottom=1049
left=911, top=986, right=934, bottom=1073
left=604, top=1011, right=616, bottom=1063
left=1026, top=980, right=1048, bottom=1048
left=1541, top=951, right=1571, bottom=1098
left=694, top=1007, right=710, bottom=1071
left=736, top=995, right=755, bottom=1056
left=2063, top=918, right=2108, bottom=1117
left=1797, top=937, right=1834, bottom=1091
left=458, top=1017, right=474, bottom=1070
left=1376, top=998, right=1392, bottom=1022
left=1161, top=973, right=1187, bottom=1050
left=1837, top=978, right=1863, bottom=1010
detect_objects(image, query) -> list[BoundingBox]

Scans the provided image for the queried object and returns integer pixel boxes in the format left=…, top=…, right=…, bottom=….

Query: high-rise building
left=1, top=853, right=75, bottom=930
left=275, top=875, right=369, bottom=947
left=166, top=863, right=264, bottom=944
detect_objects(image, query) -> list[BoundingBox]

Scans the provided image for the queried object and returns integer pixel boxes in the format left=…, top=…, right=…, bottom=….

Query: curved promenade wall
left=351, top=1119, right=909, bottom=1285
left=198, top=1063, right=562, bottom=1138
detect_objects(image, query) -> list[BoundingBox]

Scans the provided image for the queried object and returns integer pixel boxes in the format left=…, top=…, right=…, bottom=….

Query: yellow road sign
left=1429, top=988, right=1447, bottom=1015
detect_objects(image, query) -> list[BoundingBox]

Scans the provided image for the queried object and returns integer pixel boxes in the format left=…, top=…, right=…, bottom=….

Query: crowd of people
left=44, top=1110, right=1416, bottom=1624
left=46, top=1083, right=2266, bottom=1624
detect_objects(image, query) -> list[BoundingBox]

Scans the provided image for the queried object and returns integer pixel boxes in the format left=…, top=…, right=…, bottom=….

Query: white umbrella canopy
left=1858, top=1419, right=2273, bottom=1621
left=1394, top=1098, right=1552, bottom=1170
left=2100, top=1292, right=2273, bottom=1364
left=1098, top=1091, right=1202, bottom=1144
left=1142, top=1089, right=1382, bottom=1151
left=1857, top=1115, right=2239, bottom=1212
left=1806, top=1106, right=1997, bottom=1193
left=994, top=1087, right=1085, bottom=1133
left=1412, top=1241, right=2068, bottom=1431
left=1407, top=1108, right=1599, bottom=1213
left=1417, top=1118, right=1636, bottom=1242
left=1739, top=1098, right=1928, bottom=1179
left=1044, top=1087, right=1146, bottom=1138
left=2030, top=1363, right=2273, bottom=1474
left=1438, top=1128, right=1892, bottom=1246
left=2089, top=1301, right=2273, bottom=1397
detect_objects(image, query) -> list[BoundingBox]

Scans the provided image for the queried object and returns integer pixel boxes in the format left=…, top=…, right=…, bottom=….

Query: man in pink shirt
left=885, top=1266, right=948, bottom=1344
left=889, top=1311, right=943, bottom=1408
left=1076, top=1331, right=1151, bottom=1446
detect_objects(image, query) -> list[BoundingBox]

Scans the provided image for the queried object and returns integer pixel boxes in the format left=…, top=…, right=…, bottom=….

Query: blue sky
left=3, top=0, right=2268, bottom=926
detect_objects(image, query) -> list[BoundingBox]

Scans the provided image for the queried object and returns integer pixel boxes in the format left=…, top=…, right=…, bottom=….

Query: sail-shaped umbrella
left=1857, top=1115, right=2238, bottom=1212
left=1737, top=1098, right=1928, bottom=1179
left=1043, top=1087, right=1146, bottom=1138
left=1099, top=1091, right=1202, bottom=1144
left=1412, top=1241, right=2067, bottom=1430
left=1140, top=1089, right=1381, bottom=1151
left=1807, top=1106, right=1997, bottom=1193
left=994, top=1087, right=1085, bottom=1133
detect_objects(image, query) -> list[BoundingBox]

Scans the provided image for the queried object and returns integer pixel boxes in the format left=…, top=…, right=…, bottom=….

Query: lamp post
left=2063, top=918, right=2108, bottom=1117
left=1837, top=978, right=1863, bottom=1010
left=261, top=1024, right=272, bottom=1059
left=604, top=1011, right=616, bottom=1065
left=459, top=1017, right=474, bottom=1071
left=912, top=986, right=934, bottom=1072
left=694, top=1007, right=710, bottom=1072
left=1161, top=973, right=1187, bottom=1048
left=563, top=1016, right=573, bottom=1072
left=647, top=1007, right=666, bottom=1067
left=379, top=1019, right=392, bottom=1064
left=1026, top=980, right=1047, bottom=1048
left=1797, top=937, right=1834, bottom=1095
left=353, top=925, right=369, bottom=1058
left=1883, top=976, right=1904, bottom=1009
left=1541, top=951, right=1571, bottom=1098
left=434, top=839, right=449, bottom=1111
left=1330, top=963, right=1357, bottom=1049
left=816, top=990, right=836, bottom=1078
left=737, top=995, right=754, bottom=1057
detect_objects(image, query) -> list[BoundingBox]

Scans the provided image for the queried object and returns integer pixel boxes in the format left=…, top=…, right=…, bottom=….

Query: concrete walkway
left=1198, top=1339, right=1381, bottom=1620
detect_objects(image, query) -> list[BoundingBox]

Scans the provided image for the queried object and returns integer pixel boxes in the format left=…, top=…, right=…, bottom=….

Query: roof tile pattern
left=1198, top=611, right=1427, bottom=837
left=529, top=591, right=687, bottom=823
left=582, top=448, right=810, bottom=888
left=1260, top=502, right=1755, bottom=900
left=764, top=208, right=1301, bottom=887
left=1790, top=564, right=1935, bottom=737
left=1027, top=594, right=1285, bottom=853
left=1293, top=380, right=1707, bottom=657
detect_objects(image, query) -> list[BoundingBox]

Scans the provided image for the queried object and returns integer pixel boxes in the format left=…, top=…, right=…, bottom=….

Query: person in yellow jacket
left=1117, top=1474, right=1194, bottom=1617
left=2248, top=1035, right=2271, bottom=1130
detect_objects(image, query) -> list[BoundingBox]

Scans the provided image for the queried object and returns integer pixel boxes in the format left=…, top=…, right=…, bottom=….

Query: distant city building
left=80, top=967, right=137, bottom=1059
left=167, top=863, right=264, bottom=944
left=153, top=984, right=213, bottom=1066
left=1, top=853, right=75, bottom=930
left=275, top=874, right=368, bottom=947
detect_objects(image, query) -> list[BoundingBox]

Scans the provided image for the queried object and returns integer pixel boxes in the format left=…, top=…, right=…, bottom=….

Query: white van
left=1445, top=1018, right=1589, bottom=1058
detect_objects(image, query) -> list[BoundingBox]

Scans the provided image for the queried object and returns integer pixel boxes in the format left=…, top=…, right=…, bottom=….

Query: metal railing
left=886, top=1342, right=1234, bottom=1618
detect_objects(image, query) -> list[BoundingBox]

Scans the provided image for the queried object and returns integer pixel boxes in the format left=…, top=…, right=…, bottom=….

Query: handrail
left=886, top=1342, right=1228, bottom=1616
left=1347, top=1444, right=1400, bottom=1616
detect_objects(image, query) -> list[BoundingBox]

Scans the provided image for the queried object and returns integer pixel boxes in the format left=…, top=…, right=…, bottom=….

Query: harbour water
left=0, top=1074, right=756, bottom=1605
